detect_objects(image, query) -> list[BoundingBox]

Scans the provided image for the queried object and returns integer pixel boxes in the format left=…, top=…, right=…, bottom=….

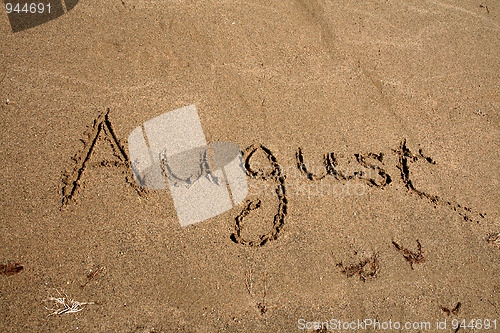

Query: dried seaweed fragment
left=392, top=239, right=425, bottom=269
left=440, top=302, right=461, bottom=316
left=0, top=262, right=23, bottom=276
left=336, top=254, right=379, bottom=282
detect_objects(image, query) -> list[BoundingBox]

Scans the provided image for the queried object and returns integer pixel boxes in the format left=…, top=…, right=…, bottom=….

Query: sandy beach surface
left=0, top=0, right=498, bottom=332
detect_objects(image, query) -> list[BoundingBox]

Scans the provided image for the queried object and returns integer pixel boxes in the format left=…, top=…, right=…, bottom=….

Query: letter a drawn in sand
left=61, top=109, right=145, bottom=208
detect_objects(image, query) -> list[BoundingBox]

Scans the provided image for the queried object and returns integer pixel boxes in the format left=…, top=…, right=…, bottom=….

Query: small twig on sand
left=486, top=232, right=500, bottom=248
left=43, top=289, right=95, bottom=316
left=245, top=266, right=254, bottom=296
left=256, top=272, right=269, bottom=315
left=81, top=265, right=105, bottom=288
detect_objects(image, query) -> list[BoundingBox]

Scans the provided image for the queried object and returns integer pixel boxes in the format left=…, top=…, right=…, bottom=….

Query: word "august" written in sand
left=61, top=109, right=485, bottom=247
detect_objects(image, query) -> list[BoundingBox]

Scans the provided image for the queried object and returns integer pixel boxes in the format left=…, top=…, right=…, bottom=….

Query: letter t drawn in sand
left=393, top=139, right=485, bottom=223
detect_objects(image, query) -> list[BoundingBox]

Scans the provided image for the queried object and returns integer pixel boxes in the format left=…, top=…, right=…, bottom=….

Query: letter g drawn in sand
left=127, top=105, right=248, bottom=227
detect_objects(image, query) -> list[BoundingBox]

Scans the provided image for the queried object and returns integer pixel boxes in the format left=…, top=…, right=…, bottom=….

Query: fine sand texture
left=0, top=0, right=498, bottom=332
